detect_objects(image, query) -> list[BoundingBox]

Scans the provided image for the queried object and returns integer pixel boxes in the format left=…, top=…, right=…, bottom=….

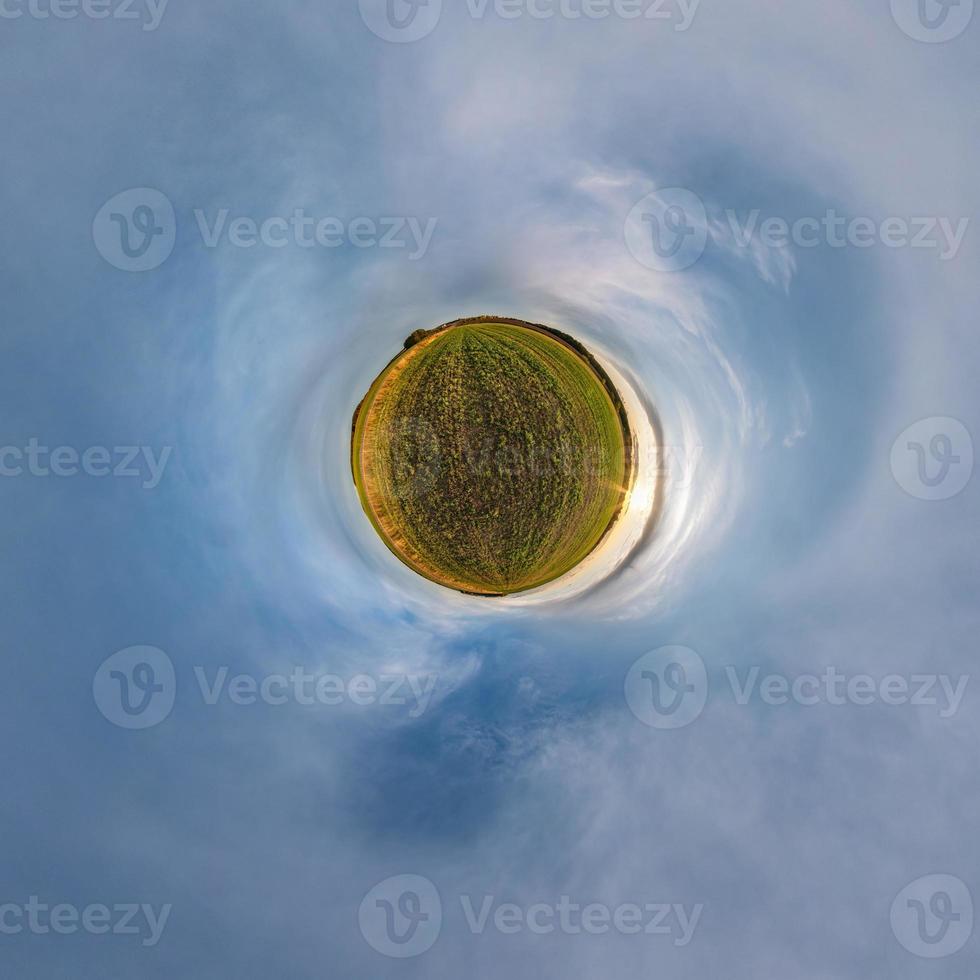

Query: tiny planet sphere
left=351, top=317, right=634, bottom=596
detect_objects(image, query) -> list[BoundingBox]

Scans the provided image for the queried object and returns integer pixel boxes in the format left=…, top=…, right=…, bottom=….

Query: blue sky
left=1, top=0, right=978, bottom=976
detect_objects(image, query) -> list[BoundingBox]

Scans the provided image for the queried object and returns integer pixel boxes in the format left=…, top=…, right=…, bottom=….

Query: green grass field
left=351, top=318, right=632, bottom=596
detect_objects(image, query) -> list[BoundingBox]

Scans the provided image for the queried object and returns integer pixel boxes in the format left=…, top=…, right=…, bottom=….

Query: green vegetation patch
left=351, top=318, right=632, bottom=596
